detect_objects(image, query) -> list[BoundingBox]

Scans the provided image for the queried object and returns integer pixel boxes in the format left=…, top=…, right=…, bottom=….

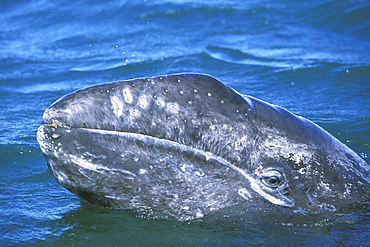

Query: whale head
left=37, top=74, right=370, bottom=220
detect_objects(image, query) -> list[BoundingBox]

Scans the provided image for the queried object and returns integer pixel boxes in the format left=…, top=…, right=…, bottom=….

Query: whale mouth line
left=39, top=123, right=295, bottom=208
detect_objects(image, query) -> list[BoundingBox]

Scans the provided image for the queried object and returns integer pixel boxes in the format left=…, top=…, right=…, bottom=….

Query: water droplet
left=120, top=154, right=125, bottom=158
left=153, top=94, right=157, bottom=99
left=220, top=100, right=224, bottom=104
left=187, top=100, right=193, bottom=105
left=236, top=109, right=240, bottom=113
left=177, top=79, right=181, bottom=83
left=51, top=134, right=61, bottom=139
left=133, top=157, right=139, bottom=162
left=207, top=93, right=212, bottom=97
left=179, top=90, right=184, bottom=95
left=193, top=89, right=198, bottom=93
left=139, top=169, right=146, bottom=174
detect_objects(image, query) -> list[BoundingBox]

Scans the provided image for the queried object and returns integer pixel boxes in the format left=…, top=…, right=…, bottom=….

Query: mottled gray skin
left=37, top=74, right=370, bottom=220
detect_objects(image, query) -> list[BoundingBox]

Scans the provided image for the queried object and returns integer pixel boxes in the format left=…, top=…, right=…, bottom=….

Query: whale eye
left=260, top=170, right=284, bottom=188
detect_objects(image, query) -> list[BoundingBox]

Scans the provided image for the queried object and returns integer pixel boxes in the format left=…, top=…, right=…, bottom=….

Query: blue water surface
left=1, top=0, right=369, bottom=246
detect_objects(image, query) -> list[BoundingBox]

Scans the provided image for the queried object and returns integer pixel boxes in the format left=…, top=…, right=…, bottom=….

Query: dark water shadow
left=39, top=200, right=370, bottom=246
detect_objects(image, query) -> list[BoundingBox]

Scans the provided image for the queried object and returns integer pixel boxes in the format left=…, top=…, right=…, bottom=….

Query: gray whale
left=37, top=74, right=370, bottom=220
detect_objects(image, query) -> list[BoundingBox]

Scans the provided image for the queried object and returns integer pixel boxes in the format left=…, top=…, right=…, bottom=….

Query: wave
left=205, top=46, right=306, bottom=69
left=294, top=0, right=370, bottom=39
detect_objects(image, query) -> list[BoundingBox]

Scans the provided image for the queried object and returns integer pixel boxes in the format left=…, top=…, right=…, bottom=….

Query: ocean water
left=1, top=0, right=369, bottom=246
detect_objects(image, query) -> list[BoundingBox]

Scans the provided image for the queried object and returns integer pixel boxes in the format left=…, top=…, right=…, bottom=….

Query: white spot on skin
left=70, top=155, right=109, bottom=173
left=111, top=95, right=124, bottom=117
left=122, top=88, right=133, bottom=104
left=156, top=97, right=165, bottom=107
left=180, top=164, right=187, bottom=172
left=166, top=102, right=180, bottom=114
left=56, top=172, right=68, bottom=183
left=195, top=170, right=205, bottom=177
left=130, top=109, right=140, bottom=117
left=138, top=95, right=149, bottom=109
left=195, top=212, right=204, bottom=218
left=51, top=134, right=60, bottom=139
left=238, top=188, right=252, bottom=200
